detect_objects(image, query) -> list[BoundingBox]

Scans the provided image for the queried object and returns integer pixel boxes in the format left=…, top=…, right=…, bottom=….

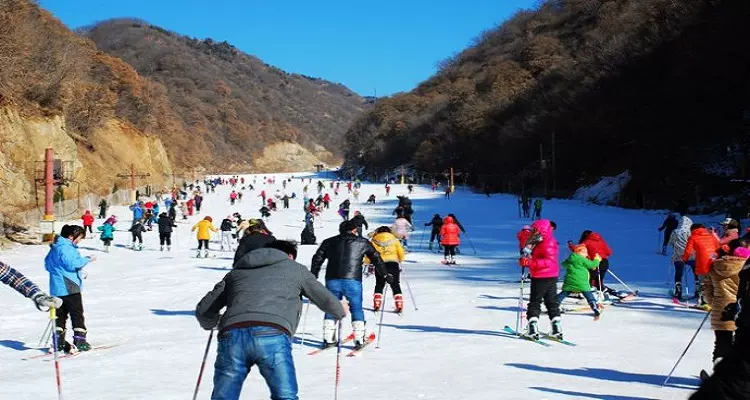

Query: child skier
left=81, top=210, right=94, bottom=235
left=519, top=219, right=561, bottom=340
left=367, top=226, right=406, bottom=312
left=97, top=219, right=115, bottom=253
left=45, top=225, right=96, bottom=352
left=157, top=212, right=175, bottom=251
left=129, top=219, right=147, bottom=251
left=220, top=216, right=235, bottom=251
left=391, top=216, right=413, bottom=250
left=556, top=244, right=603, bottom=320
left=440, top=216, right=461, bottom=264
left=259, top=205, right=272, bottom=219
left=683, top=223, right=721, bottom=306
left=366, top=194, right=376, bottom=204
left=192, top=216, right=218, bottom=258
left=425, top=214, right=443, bottom=251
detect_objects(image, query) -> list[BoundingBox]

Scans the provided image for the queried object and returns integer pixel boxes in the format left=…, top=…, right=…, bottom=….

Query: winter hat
left=720, top=218, right=739, bottom=229
left=733, top=247, right=750, bottom=259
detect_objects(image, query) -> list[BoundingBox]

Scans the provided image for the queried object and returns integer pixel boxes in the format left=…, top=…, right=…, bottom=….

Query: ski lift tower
left=35, top=148, right=75, bottom=242
left=116, top=163, right=151, bottom=204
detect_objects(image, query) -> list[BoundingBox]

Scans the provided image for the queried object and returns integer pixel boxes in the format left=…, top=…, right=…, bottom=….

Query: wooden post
left=450, top=167, right=454, bottom=193
left=43, top=148, right=55, bottom=221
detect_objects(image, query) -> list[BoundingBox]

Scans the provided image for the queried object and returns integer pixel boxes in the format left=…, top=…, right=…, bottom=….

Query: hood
left=51, top=237, right=76, bottom=250
left=676, top=216, right=693, bottom=233
left=712, top=256, right=746, bottom=278
left=235, top=248, right=288, bottom=270
left=531, top=219, right=553, bottom=235
left=692, top=227, right=713, bottom=238
left=444, top=216, right=454, bottom=224
left=84, top=210, right=91, bottom=215
left=372, top=232, right=399, bottom=247
left=586, top=232, right=604, bottom=242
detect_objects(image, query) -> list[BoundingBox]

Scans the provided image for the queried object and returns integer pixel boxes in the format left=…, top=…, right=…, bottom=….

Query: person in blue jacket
left=130, top=201, right=144, bottom=221
left=45, top=225, right=96, bottom=353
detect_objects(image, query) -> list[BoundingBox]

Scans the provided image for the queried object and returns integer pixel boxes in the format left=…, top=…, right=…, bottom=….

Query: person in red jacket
left=81, top=210, right=95, bottom=235
left=186, top=198, right=195, bottom=216
left=517, top=225, right=532, bottom=255
left=440, top=216, right=461, bottom=264
left=577, top=231, right=613, bottom=296
left=519, top=219, right=561, bottom=339
left=682, top=223, right=721, bottom=303
left=322, top=193, right=331, bottom=209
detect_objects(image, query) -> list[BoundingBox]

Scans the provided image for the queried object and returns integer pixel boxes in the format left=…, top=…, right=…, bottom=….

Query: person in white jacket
left=391, top=217, right=413, bottom=250
left=669, top=215, right=696, bottom=299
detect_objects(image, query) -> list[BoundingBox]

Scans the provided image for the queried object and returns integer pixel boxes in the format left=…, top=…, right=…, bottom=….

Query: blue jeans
left=211, top=326, right=298, bottom=400
left=324, top=279, right=364, bottom=322
left=556, top=290, right=598, bottom=310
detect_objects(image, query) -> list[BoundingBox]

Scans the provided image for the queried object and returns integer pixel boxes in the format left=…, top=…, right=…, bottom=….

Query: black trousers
left=589, top=259, right=609, bottom=289
left=714, top=330, right=735, bottom=362
left=56, top=293, right=86, bottom=331
left=84, top=225, right=93, bottom=234
left=527, top=277, right=560, bottom=320
left=690, top=354, right=750, bottom=400
left=131, top=232, right=143, bottom=244
left=444, top=245, right=457, bottom=257
left=160, top=233, right=172, bottom=246
left=429, top=230, right=441, bottom=243
left=663, top=229, right=674, bottom=247
left=198, top=239, right=209, bottom=250
left=375, top=262, right=402, bottom=295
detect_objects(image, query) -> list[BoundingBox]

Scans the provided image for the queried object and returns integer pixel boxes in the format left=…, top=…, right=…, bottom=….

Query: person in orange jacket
left=682, top=223, right=721, bottom=304
left=440, top=216, right=461, bottom=264
left=81, top=210, right=95, bottom=235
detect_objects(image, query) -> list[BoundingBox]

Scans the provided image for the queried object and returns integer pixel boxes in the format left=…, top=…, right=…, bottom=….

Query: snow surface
left=573, top=171, right=631, bottom=206
left=0, top=172, right=711, bottom=399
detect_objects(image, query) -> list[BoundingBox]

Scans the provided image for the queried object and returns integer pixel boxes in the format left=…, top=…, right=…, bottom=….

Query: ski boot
left=428, top=242, right=433, bottom=251
left=196, top=251, right=202, bottom=258
left=394, top=294, right=404, bottom=313
left=550, top=316, right=563, bottom=340
left=352, top=321, right=366, bottom=350
left=138, top=243, right=143, bottom=251
left=449, top=255, right=457, bottom=265
left=160, top=245, right=164, bottom=251
left=203, top=250, right=209, bottom=258
left=321, top=320, right=337, bottom=349
left=167, top=246, right=171, bottom=252
left=673, top=282, right=682, bottom=299
left=104, top=245, right=110, bottom=253
left=73, top=328, right=91, bottom=352
left=54, top=328, right=73, bottom=354
left=525, top=317, right=540, bottom=340
left=373, top=293, right=383, bottom=311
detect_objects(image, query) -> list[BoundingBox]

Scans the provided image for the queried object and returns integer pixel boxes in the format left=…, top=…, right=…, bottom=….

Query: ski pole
left=39, top=318, right=55, bottom=348
left=662, top=311, right=710, bottom=386
left=50, top=308, right=63, bottom=400
left=516, top=267, right=526, bottom=333
left=464, top=232, right=478, bottom=255
left=192, top=329, right=214, bottom=400
left=299, top=301, right=311, bottom=349
left=418, top=225, right=426, bottom=250
left=607, top=269, right=638, bottom=296
left=401, top=269, right=418, bottom=311
left=334, top=320, right=343, bottom=400
left=375, top=285, right=389, bottom=349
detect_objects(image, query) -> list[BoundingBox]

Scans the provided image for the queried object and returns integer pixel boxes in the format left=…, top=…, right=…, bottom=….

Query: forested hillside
left=343, top=0, right=750, bottom=210
left=84, top=19, right=366, bottom=171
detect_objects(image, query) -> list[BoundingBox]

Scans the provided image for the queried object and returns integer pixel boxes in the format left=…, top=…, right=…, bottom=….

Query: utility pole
left=450, top=167, right=454, bottom=193
left=117, top=163, right=151, bottom=204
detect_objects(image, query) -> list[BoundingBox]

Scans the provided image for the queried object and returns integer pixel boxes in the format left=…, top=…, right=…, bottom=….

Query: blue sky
left=40, top=0, right=537, bottom=96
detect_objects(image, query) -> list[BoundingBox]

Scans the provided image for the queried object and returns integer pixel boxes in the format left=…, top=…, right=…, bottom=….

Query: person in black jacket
left=311, top=220, right=390, bottom=349
left=157, top=212, right=176, bottom=251
left=233, top=220, right=276, bottom=265
left=425, top=214, right=443, bottom=251
left=168, top=202, right=177, bottom=221
left=351, top=211, right=368, bottom=237
left=658, top=213, right=679, bottom=255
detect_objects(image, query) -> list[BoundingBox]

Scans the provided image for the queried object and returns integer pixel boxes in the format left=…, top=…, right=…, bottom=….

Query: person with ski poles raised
left=311, top=220, right=392, bottom=350
left=196, top=240, right=347, bottom=400
left=1, top=260, right=61, bottom=310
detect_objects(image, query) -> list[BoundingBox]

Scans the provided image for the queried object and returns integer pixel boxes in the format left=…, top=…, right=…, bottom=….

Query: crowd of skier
left=1, top=173, right=749, bottom=399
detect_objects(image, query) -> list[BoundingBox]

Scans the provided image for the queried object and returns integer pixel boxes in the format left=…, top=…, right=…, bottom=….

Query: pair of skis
left=503, top=326, right=577, bottom=347
left=307, top=333, right=377, bottom=357
left=22, top=341, right=124, bottom=361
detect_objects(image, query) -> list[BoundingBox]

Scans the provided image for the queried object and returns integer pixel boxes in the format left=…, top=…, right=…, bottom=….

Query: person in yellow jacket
left=366, top=226, right=406, bottom=312
left=192, top=216, right=218, bottom=258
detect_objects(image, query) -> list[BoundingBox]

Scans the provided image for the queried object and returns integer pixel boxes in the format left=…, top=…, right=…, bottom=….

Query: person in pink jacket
left=519, top=219, right=561, bottom=339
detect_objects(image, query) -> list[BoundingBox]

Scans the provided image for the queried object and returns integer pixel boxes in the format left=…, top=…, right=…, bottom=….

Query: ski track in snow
left=0, top=172, right=708, bottom=399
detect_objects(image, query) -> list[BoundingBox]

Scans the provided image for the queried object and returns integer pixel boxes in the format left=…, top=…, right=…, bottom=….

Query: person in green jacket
left=555, top=244, right=602, bottom=319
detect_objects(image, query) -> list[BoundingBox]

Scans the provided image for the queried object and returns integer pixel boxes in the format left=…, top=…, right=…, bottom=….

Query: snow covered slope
left=0, top=173, right=709, bottom=399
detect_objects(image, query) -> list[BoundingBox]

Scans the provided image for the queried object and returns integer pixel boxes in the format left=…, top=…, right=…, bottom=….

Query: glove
left=721, top=302, right=738, bottom=321
left=385, top=274, right=395, bottom=284
left=33, top=293, right=63, bottom=311
left=519, top=257, right=531, bottom=267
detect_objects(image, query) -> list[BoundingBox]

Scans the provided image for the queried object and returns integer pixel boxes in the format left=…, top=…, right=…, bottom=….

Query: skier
left=425, top=214, right=444, bottom=251
left=282, top=193, right=290, bottom=209
left=196, top=240, right=346, bottom=400
left=220, top=215, right=235, bottom=251
left=407, top=184, right=414, bottom=194
left=391, top=215, right=413, bottom=250
left=367, top=226, right=406, bottom=312
left=45, top=225, right=96, bottom=352
left=351, top=210, right=369, bottom=237
left=518, top=219, right=561, bottom=340
left=259, top=205, right=271, bottom=219
left=301, top=212, right=317, bottom=245
left=311, top=220, right=390, bottom=349
left=440, top=216, right=461, bottom=264
left=338, top=199, right=351, bottom=221
left=1, top=261, right=61, bottom=310
left=578, top=230, right=613, bottom=301
left=157, top=212, right=175, bottom=251
left=448, top=213, right=466, bottom=253
left=702, top=239, right=748, bottom=366
left=385, top=184, right=391, bottom=197
left=533, top=198, right=543, bottom=220
left=555, top=244, right=603, bottom=320
left=97, top=219, right=115, bottom=253
left=237, top=191, right=243, bottom=202
left=522, top=195, right=531, bottom=218
left=682, top=223, right=721, bottom=306
left=192, top=216, right=218, bottom=258
left=234, top=219, right=276, bottom=265
left=129, top=218, right=147, bottom=251
left=670, top=215, right=696, bottom=299
left=186, top=198, right=195, bottom=216
left=97, top=199, right=108, bottom=219
left=322, top=193, right=331, bottom=209
left=353, top=188, right=360, bottom=202
left=229, top=190, right=238, bottom=205
left=81, top=210, right=94, bottom=235
left=658, top=213, right=679, bottom=255
left=194, top=192, right=203, bottom=214
left=130, top=201, right=144, bottom=222
left=717, top=218, right=741, bottom=245
left=444, top=186, right=451, bottom=199
left=168, top=202, right=177, bottom=222
left=366, top=194, right=376, bottom=204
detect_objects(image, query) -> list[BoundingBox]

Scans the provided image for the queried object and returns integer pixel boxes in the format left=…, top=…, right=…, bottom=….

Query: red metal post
left=43, top=148, right=54, bottom=221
